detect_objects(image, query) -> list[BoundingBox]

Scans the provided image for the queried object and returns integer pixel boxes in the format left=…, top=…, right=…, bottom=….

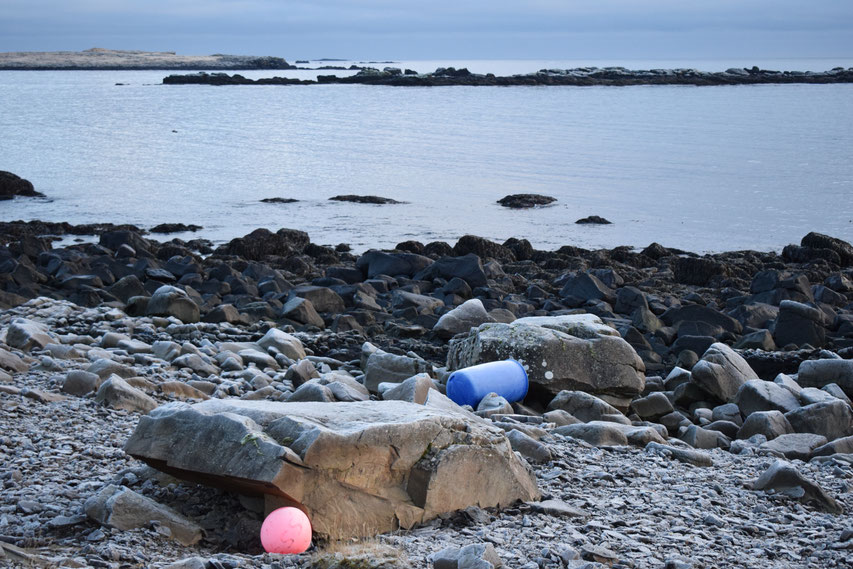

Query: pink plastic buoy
left=260, top=507, right=312, bottom=554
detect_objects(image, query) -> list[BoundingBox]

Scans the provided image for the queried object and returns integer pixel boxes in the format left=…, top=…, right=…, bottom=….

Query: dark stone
left=800, top=232, right=853, bottom=266
left=575, top=215, right=612, bottom=224
left=661, top=304, right=742, bottom=335
left=785, top=400, right=853, bottom=441
left=215, top=228, right=309, bottom=261
left=150, top=223, right=202, bottom=234
left=328, top=195, right=402, bottom=204
left=558, top=272, right=614, bottom=307
left=414, top=254, right=487, bottom=288
left=671, top=256, right=728, bottom=286
left=453, top=235, right=515, bottom=263
left=496, top=194, right=556, bottom=208
left=259, top=197, right=298, bottom=203
left=773, top=300, right=825, bottom=348
left=0, top=171, right=43, bottom=199
left=356, top=250, right=433, bottom=279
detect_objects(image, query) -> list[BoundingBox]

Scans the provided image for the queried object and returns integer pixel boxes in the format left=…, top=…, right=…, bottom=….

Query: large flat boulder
left=124, top=399, right=539, bottom=538
left=447, top=316, right=644, bottom=408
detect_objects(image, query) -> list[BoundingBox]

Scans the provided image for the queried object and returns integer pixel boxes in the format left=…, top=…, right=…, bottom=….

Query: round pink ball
left=260, top=507, right=312, bottom=554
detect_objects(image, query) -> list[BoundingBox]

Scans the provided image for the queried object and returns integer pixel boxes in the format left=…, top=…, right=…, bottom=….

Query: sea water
left=1, top=59, right=852, bottom=254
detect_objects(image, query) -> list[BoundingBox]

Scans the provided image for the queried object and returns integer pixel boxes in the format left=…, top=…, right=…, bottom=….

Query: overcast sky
left=2, top=0, right=852, bottom=60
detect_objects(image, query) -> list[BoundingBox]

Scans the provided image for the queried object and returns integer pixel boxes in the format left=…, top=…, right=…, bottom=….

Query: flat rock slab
left=124, top=399, right=539, bottom=538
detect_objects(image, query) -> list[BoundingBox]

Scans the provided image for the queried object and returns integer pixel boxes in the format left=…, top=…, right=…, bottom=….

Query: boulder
left=496, top=194, right=556, bottom=209
left=380, top=374, right=436, bottom=404
left=257, top=328, right=306, bottom=361
left=737, top=410, right=794, bottom=440
left=289, top=285, right=346, bottom=313
left=773, top=300, right=825, bottom=348
left=797, top=359, right=853, bottom=400
left=506, top=430, right=552, bottom=463
left=760, top=433, right=827, bottom=461
left=363, top=344, right=433, bottom=393
left=124, top=399, right=540, bottom=538
left=415, top=254, right=487, bottom=288
left=752, top=460, right=842, bottom=513
left=61, top=370, right=100, bottom=396
left=785, top=401, right=853, bottom=441
left=447, top=318, right=644, bottom=408
left=95, top=375, right=157, bottom=413
left=433, top=299, right=494, bottom=339
left=5, top=318, right=56, bottom=352
left=0, top=171, right=42, bottom=199
left=660, top=305, right=742, bottom=336
left=733, top=379, right=800, bottom=416
left=356, top=250, right=433, bottom=279
left=800, top=232, right=853, bottom=266
left=147, top=285, right=200, bottom=323
left=0, top=347, right=28, bottom=373
left=630, top=392, right=674, bottom=420
left=670, top=256, right=728, bottom=286
left=215, top=228, right=309, bottom=261
left=690, top=343, right=758, bottom=403
left=84, top=484, right=202, bottom=545
left=555, top=421, right=664, bottom=447
left=547, top=390, right=629, bottom=424
left=558, top=273, right=614, bottom=307
left=281, top=297, right=325, bottom=328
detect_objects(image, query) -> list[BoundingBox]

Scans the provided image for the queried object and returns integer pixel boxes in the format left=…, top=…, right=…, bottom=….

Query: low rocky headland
left=2, top=220, right=853, bottom=568
left=0, top=48, right=297, bottom=71
left=163, top=65, right=853, bottom=87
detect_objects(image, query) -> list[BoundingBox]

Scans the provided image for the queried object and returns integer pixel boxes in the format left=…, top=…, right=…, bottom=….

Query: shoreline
left=1, top=220, right=852, bottom=566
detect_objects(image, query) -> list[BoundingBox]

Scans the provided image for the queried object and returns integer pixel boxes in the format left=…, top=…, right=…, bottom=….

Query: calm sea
left=1, top=58, right=852, bottom=254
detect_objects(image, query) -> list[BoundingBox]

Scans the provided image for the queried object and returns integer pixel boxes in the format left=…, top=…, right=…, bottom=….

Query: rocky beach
left=1, top=209, right=853, bottom=569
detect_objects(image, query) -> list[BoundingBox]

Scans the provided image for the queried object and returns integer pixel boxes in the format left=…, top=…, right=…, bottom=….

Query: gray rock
left=680, top=425, right=730, bottom=450
left=737, top=410, right=794, bottom=441
left=542, top=409, right=580, bottom=426
left=547, top=390, right=629, bottom=424
left=645, top=441, right=713, bottom=467
left=760, top=433, right=828, bottom=461
left=752, top=460, right=842, bottom=513
left=433, top=543, right=503, bottom=569
left=61, top=370, right=100, bottom=396
left=734, top=329, right=776, bottom=351
left=631, top=392, right=674, bottom=420
left=527, top=499, right=586, bottom=518
left=147, top=285, right=200, bottom=323
left=5, top=318, right=56, bottom=352
left=558, top=272, right=614, bottom=306
left=95, top=375, right=157, bottom=413
left=363, top=343, right=433, bottom=393
left=774, top=373, right=803, bottom=396
left=256, top=328, right=306, bottom=361
left=810, top=434, right=853, bottom=457
left=87, top=358, right=136, bottom=379
left=289, top=285, right=345, bottom=313
left=84, top=484, right=202, bottom=545
left=476, top=392, right=513, bottom=417
left=434, top=299, right=494, bottom=339
left=281, top=296, right=325, bottom=328
left=690, top=343, right=758, bottom=402
left=711, top=402, right=743, bottom=426
left=287, top=382, right=335, bottom=402
left=734, top=379, right=800, bottom=416
left=381, top=374, right=436, bottom=404
left=0, top=347, right=28, bottom=373
left=506, top=429, right=552, bottom=463
left=799, top=387, right=838, bottom=405
left=152, top=340, right=182, bottom=362
left=785, top=401, right=853, bottom=441
left=554, top=421, right=628, bottom=446
left=773, top=300, right=825, bottom=348
left=797, top=359, right=853, bottom=400
left=448, top=317, right=645, bottom=408
left=172, top=354, right=218, bottom=376
left=124, top=399, right=539, bottom=538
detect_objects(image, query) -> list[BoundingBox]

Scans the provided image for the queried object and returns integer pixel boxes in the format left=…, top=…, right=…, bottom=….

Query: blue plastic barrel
left=446, top=360, right=528, bottom=408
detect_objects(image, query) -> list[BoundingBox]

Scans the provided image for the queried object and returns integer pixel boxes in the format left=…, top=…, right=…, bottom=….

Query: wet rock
left=575, top=215, right=612, bottom=224
left=124, top=399, right=540, bottom=538
left=670, top=256, right=728, bottom=286
left=215, top=227, right=309, bottom=261
left=329, top=194, right=402, bottom=204
left=415, top=254, right=488, bottom=288
left=357, top=250, right=433, bottom=279
left=0, top=171, right=43, bottom=199
left=84, top=484, right=203, bottom=545
left=800, top=232, right=853, bottom=266
left=752, top=460, right=842, bottom=513
left=496, top=194, right=556, bottom=209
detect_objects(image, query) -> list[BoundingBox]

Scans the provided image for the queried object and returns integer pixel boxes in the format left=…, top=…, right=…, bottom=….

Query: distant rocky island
left=164, top=65, right=853, bottom=87
left=0, top=48, right=297, bottom=70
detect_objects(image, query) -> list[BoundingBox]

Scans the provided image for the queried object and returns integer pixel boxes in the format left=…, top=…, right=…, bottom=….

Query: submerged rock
left=496, top=194, right=556, bottom=209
